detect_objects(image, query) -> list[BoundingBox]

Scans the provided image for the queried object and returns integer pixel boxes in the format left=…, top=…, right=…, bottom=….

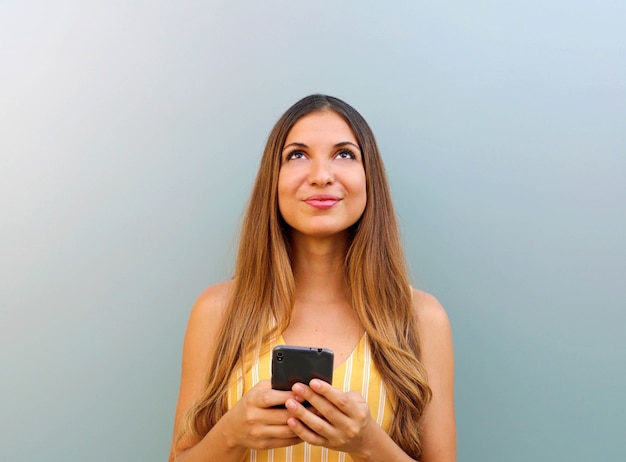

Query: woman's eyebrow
left=282, top=142, right=308, bottom=152
left=282, top=141, right=361, bottom=152
left=335, top=141, right=361, bottom=150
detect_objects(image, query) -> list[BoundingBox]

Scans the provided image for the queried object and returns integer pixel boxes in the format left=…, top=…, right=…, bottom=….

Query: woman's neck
left=289, top=232, right=351, bottom=303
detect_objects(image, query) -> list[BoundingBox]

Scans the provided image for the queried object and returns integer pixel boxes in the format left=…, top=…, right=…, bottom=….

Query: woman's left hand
left=285, top=379, right=375, bottom=454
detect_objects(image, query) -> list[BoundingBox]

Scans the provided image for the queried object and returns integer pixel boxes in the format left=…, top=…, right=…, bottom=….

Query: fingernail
left=286, top=400, right=297, bottom=411
left=310, top=379, right=321, bottom=389
left=293, top=383, right=303, bottom=393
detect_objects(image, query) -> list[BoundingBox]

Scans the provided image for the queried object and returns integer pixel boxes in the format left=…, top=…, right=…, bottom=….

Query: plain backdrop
left=1, top=1, right=624, bottom=461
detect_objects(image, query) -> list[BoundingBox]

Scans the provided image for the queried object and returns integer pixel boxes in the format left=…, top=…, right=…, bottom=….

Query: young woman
left=169, top=95, right=456, bottom=461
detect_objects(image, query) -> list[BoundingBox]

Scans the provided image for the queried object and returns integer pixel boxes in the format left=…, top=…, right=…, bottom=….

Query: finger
left=258, top=423, right=301, bottom=440
left=274, top=437, right=303, bottom=447
left=250, top=387, right=298, bottom=410
left=254, top=379, right=272, bottom=388
left=308, top=379, right=365, bottom=417
left=287, top=417, right=327, bottom=446
left=284, top=401, right=330, bottom=446
left=290, top=382, right=327, bottom=407
left=291, top=381, right=348, bottom=421
left=252, top=380, right=290, bottom=403
left=264, top=408, right=306, bottom=425
left=250, top=435, right=303, bottom=450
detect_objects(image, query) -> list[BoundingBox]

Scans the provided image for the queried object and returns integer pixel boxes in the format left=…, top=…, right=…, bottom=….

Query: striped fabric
left=227, top=333, right=395, bottom=462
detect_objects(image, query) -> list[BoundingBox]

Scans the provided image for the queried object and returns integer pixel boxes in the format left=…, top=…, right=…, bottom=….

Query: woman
left=169, top=94, right=456, bottom=461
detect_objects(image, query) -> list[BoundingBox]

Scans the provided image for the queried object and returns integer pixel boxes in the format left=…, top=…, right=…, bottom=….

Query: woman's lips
left=304, top=195, right=341, bottom=210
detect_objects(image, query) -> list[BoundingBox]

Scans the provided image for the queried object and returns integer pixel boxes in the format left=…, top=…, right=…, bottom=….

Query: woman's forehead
left=284, top=110, right=358, bottom=146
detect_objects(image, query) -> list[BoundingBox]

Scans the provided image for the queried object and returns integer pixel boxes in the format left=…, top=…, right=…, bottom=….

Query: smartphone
left=271, top=345, right=334, bottom=407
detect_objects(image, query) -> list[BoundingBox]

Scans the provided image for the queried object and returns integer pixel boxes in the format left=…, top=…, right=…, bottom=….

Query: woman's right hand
left=222, top=380, right=303, bottom=451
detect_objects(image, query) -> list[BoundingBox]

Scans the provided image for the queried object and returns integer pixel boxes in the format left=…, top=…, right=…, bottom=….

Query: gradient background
left=1, top=1, right=624, bottom=461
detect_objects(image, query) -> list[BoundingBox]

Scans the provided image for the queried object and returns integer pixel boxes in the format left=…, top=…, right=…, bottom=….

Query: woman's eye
left=286, top=150, right=305, bottom=161
left=336, top=149, right=356, bottom=160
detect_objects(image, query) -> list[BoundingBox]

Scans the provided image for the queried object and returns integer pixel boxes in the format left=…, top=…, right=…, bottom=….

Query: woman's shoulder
left=411, top=288, right=452, bottom=334
left=194, top=279, right=233, bottom=309
left=181, top=280, right=234, bottom=374
left=188, top=280, right=234, bottom=329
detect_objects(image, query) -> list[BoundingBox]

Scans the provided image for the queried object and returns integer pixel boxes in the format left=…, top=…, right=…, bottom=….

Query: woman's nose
left=308, top=158, right=333, bottom=187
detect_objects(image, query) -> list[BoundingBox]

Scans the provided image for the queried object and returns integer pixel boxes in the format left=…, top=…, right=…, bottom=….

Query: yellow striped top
left=227, top=332, right=395, bottom=462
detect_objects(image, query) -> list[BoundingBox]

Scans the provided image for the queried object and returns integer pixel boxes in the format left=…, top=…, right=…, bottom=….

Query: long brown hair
left=180, top=94, right=431, bottom=458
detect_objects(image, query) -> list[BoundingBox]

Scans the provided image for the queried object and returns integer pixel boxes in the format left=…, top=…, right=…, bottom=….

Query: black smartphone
left=271, top=345, right=334, bottom=407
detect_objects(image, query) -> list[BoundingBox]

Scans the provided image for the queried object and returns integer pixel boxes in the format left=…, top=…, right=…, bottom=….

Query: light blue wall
left=1, top=1, right=624, bottom=461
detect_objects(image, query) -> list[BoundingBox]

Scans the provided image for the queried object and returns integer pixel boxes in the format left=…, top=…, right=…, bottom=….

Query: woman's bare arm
left=414, top=290, right=457, bottom=462
left=168, top=281, right=300, bottom=462
left=168, top=281, right=247, bottom=462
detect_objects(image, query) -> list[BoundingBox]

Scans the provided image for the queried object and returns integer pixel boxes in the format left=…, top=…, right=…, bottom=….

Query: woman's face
left=277, top=110, right=367, bottom=240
